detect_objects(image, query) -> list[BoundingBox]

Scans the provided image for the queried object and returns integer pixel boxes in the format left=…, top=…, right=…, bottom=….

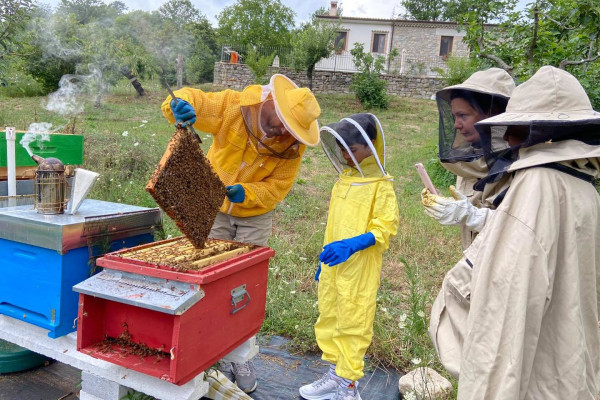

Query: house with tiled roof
left=316, top=1, right=470, bottom=76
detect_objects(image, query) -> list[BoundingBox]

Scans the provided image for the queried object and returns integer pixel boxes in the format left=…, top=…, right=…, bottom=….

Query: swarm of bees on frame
left=146, top=127, right=226, bottom=248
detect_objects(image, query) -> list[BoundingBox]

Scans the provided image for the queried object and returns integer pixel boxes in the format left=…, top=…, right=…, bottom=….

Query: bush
left=433, top=55, right=480, bottom=87
left=351, top=73, right=389, bottom=109
left=24, top=52, right=81, bottom=94
left=349, top=43, right=388, bottom=109
left=244, top=46, right=275, bottom=85
left=0, top=73, right=44, bottom=98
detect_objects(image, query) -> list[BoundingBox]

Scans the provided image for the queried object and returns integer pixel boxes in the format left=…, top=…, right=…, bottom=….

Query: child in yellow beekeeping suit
left=299, top=114, right=399, bottom=400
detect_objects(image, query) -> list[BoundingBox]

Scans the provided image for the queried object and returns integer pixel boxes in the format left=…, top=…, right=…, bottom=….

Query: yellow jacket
left=161, top=86, right=306, bottom=217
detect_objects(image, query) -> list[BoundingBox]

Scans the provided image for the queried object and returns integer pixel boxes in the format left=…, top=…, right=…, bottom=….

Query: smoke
left=44, top=74, right=90, bottom=116
left=20, top=123, right=55, bottom=158
left=30, top=15, right=82, bottom=62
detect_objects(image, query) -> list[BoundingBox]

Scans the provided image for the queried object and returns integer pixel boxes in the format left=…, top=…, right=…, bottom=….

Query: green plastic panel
left=0, top=132, right=84, bottom=167
left=0, top=339, right=48, bottom=373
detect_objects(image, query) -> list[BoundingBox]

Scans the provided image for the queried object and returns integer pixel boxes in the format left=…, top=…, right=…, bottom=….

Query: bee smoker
left=32, top=155, right=69, bottom=214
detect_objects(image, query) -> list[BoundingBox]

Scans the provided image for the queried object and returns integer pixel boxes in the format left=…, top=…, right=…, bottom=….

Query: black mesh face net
left=473, top=120, right=600, bottom=190
left=437, top=90, right=509, bottom=163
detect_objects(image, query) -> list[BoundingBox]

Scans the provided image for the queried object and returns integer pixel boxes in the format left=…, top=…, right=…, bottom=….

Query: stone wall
left=392, top=22, right=469, bottom=60
left=213, top=62, right=445, bottom=99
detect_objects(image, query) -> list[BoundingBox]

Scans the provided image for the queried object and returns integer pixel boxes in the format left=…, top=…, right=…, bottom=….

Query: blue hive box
left=0, top=199, right=161, bottom=338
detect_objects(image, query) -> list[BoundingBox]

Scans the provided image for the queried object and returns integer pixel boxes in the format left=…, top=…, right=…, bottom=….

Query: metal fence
left=221, top=45, right=293, bottom=67
left=221, top=45, right=469, bottom=77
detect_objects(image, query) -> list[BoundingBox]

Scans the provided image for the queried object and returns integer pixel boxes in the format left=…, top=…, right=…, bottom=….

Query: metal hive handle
left=230, top=284, right=251, bottom=314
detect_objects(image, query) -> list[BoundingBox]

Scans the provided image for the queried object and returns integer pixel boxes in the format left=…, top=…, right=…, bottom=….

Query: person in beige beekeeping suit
left=422, top=67, right=516, bottom=250
left=161, top=74, right=321, bottom=394
left=449, top=65, right=600, bottom=399
left=424, top=68, right=515, bottom=377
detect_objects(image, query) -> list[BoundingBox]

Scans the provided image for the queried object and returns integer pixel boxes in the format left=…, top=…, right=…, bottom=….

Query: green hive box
left=0, top=131, right=84, bottom=168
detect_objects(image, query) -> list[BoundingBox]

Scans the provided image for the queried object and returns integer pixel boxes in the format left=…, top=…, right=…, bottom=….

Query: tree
left=401, top=0, right=474, bottom=21
left=108, top=1, right=127, bottom=15
left=457, top=0, right=600, bottom=107
left=186, top=19, right=219, bottom=83
left=112, top=11, right=160, bottom=96
left=245, top=46, right=274, bottom=84
left=156, top=0, right=204, bottom=25
left=291, top=14, right=339, bottom=90
left=22, top=11, right=83, bottom=93
left=0, top=0, right=34, bottom=58
left=155, top=0, right=216, bottom=86
left=217, top=0, right=295, bottom=48
left=401, top=0, right=448, bottom=21
left=56, top=0, right=117, bottom=24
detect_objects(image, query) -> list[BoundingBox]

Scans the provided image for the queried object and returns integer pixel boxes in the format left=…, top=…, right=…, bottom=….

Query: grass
left=0, top=78, right=462, bottom=395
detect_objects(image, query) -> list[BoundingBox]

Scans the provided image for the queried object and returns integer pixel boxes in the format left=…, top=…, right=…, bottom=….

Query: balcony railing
left=221, top=45, right=469, bottom=77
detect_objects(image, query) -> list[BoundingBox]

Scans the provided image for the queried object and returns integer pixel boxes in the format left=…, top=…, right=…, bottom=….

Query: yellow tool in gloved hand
left=421, top=185, right=492, bottom=232
left=206, top=369, right=253, bottom=400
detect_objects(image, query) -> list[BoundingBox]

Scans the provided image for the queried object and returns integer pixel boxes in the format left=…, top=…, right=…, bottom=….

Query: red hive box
left=74, top=236, right=274, bottom=385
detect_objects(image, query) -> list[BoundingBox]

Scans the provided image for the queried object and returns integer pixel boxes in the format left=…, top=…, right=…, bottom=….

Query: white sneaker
left=299, top=373, right=339, bottom=400
left=332, top=385, right=362, bottom=400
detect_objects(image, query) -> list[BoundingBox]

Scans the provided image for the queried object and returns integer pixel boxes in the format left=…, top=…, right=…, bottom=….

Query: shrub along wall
left=213, top=62, right=445, bottom=99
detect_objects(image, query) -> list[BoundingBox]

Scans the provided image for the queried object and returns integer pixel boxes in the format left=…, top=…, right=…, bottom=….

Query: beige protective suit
left=428, top=69, right=514, bottom=377
left=433, top=66, right=600, bottom=399
left=436, top=68, right=515, bottom=250
left=458, top=140, right=600, bottom=399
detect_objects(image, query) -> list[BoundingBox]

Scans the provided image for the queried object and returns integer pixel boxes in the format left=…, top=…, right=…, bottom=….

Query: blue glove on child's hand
left=170, top=99, right=196, bottom=127
left=319, top=232, right=376, bottom=267
left=315, top=262, right=322, bottom=281
left=226, top=184, right=245, bottom=203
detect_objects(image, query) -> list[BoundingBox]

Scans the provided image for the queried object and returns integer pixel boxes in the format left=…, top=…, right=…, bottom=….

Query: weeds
left=120, top=391, right=155, bottom=400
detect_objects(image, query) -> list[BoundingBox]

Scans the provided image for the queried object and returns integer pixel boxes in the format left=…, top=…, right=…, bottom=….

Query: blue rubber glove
left=226, top=184, right=245, bottom=203
left=319, top=232, right=376, bottom=267
left=315, top=261, right=322, bottom=281
left=170, top=99, right=196, bottom=127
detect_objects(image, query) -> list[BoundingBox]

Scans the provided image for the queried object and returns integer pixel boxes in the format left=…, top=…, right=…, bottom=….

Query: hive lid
left=0, top=199, right=161, bottom=253
left=146, top=128, right=226, bottom=248
left=73, top=269, right=205, bottom=315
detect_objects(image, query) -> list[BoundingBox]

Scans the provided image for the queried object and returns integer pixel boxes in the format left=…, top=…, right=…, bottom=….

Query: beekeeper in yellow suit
left=453, top=66, right=600, bottom=399
left=161, top=74, right=321, bottom=394
left=299, top=114, right=399, bottom=400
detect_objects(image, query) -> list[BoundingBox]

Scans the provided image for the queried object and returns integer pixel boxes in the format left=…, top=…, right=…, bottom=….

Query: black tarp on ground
left=0, top=335, right=402, bottom=400
left=206, top=336, right=402, bottom=400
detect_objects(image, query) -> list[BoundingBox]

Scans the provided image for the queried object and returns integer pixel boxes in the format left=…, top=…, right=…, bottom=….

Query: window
left=371, top=33, right=387, bottom=53
left=440, top=36, right=454, bottom=57
left=335, top=31, right=348, bottom=52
